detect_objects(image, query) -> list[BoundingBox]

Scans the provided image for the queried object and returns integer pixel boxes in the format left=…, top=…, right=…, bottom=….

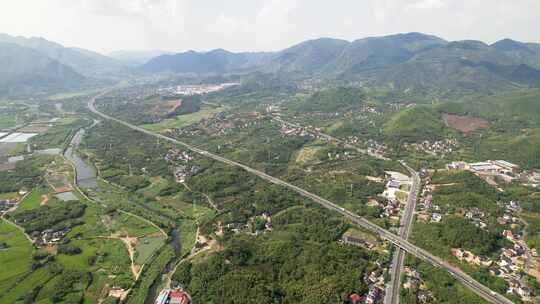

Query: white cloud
left=0, top=0, right=539, bottom=53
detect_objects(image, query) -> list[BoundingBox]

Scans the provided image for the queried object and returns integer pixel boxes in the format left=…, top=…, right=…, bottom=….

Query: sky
left=1, top=0, right=540, bottom=54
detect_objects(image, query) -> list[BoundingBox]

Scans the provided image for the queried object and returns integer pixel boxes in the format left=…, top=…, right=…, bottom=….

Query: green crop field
left=141, top=105, right=226, bottom=132
left=134, top=235, right=167, bottom=265
left=16, top=188, right=47, bottom=212
left=0, top=114, right=16, bottom=129
left=117, top=212, right=161, bottom=237
left=0, top=266, right=56, bottom=304
left=0, top=219, right=33, bottom=295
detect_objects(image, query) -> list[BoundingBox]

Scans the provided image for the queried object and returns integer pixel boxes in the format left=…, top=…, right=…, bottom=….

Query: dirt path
left=118, top=235, right=141, bottom=279
left=203, top=194, right=219, bottom=211
left=95, top=234, right=141, bottom=279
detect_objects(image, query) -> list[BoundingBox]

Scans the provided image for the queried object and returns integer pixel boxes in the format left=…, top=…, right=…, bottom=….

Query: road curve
left=88, top=95, right=512, bottom=304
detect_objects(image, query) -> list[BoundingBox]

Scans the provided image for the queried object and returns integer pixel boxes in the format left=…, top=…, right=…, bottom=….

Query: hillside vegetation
left=383, top=106, right=448, bottom=141
left=291, top=87, right=366, bottom=112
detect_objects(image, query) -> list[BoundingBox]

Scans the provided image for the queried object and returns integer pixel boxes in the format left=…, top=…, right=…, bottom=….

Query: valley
left=0, top=28, right=540, bottom=304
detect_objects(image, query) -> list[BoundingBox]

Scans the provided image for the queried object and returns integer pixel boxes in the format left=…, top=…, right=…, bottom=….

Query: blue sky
left=2, top=0, right=539, bottom=54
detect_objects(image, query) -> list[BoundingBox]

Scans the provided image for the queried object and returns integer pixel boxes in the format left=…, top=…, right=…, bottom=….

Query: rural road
left=88, top=94, right=512, bottom=304
left=384, top=162, right=421, bottom=304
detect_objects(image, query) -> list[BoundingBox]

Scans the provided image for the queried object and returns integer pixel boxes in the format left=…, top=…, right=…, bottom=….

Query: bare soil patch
left=442, top=113, right=488, bottom=133
left=40, top=194, right=49, bottom=206
left=152, top=99, right=182, bottom=116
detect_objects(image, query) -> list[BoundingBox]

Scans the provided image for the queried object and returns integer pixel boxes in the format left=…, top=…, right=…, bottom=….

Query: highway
left=88, top=96, right=513, bottom=304
left=384, top=162, right=421, bottom=304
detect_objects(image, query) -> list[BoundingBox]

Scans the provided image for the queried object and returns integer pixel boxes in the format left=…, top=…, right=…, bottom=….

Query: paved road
left=384, top=162, right=421, bottom=304
left=88, top=96, right=513, bottom=304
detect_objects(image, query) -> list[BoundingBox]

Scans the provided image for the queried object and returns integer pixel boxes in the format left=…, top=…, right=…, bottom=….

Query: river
left=64, top=126, right=98, bottom=189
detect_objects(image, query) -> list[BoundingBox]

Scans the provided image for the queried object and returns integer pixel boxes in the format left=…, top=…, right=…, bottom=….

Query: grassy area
left=0, top=192, right=18, bottom=200
left=342, top=227, right=378, bottom=243
left=141, top=105, right=226, bottom=132
left=134, top=235, right=167, bottom=265
left=126, top=245, right=175, bottom=304
left=0, top=219, right=33, bottom=295
left=47, top=89, right=98, bottom=101
left=384, top=106, right=449, bottom=141
left=137, top=176, right=170, bottom=199
left=0, top=266, right=56, bottom=303
left=29, top=118, right=86, bottom=150
left=16, top=188, right=47, bottom=211
left=0, top=114, right=17, bottom=129
left=294, top=145, right=323, bottom=164
left=116, top=212, right=161, bottom=237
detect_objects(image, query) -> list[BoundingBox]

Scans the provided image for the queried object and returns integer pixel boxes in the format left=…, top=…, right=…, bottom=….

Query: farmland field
left=0, top=219, right=33, bottom=296
left=16, top=188, right=49, bottom=211
left=0, top=114, right=16, bottom=129
left=134, top=234, right=167, bottom=265
left=141, top=105, right=226, bottom=132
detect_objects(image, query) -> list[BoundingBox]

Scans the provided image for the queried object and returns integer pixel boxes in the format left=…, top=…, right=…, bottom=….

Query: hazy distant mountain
left=140, top=49, right=270, bottom=74
left=0, top=33, right=129, bottom=78
left=0, top=42, right=85, bottom=94
left=108, top=50, right=173, bottom=67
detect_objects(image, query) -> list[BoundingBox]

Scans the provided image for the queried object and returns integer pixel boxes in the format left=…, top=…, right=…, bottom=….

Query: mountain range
left=2, top=32, right=540, bottom=96
left=141, top=33, right=540, bottom=96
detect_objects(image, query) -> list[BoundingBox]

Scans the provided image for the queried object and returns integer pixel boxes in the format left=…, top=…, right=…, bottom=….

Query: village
left=414, top=158, right=539, bottom=302
left=157, top=83, right=239, bottom=96
left=404, top=138, right=459, bottom=157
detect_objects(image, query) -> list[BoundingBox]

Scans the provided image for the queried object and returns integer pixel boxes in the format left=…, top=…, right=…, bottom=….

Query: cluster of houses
left=165, top=149, right=194, bottom=163
left=465, top=207, right=488, bottom=229
left=366, top=139, right=390, bottom=158
left=340, top=233, right=385, bottom=304
left=346, top=270, right=386, bottom=304
left=405, top=139, right=459, bottom=157
left=522, top=170, right=540, bottom=188
left=30, top=228, right=70, bottom=246
left=220, top=213, right=273, bottom=236
left=340, top=235, right=375, bottom=250
left=380, top=171, right=411, bottom=219
left=173, top=165, right=200, bottom=183
left=402, top=267, right=434, bottom=303
left=165, top=83, right=239, bottom=96
left=416, top=183, right=443, bottom=223
left=497, top=201, right=522, bottom=227
left=279, top=124, right=316, bottom=139
left=451, top=248, right=493, bottom=266
left=155, top=287, right=190, bottom=304
left=491, top=200, right=536, bottom=302
left=164, top=149, right=201, bottom=183
left=381, top=198, right=400, bottom=218
left=0, top=198, right=18, bottom=216
left=490, top=237, right=534, bottom=302
left=170, top=112, right=229, bottom=138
